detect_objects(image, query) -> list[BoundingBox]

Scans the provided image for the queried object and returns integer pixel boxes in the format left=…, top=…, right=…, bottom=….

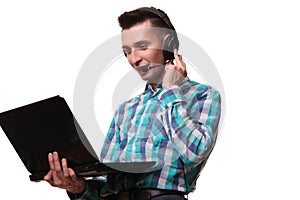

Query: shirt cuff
left=67, top=190, right=86, bottom=200
left=66, top=180, right=91, bottom=200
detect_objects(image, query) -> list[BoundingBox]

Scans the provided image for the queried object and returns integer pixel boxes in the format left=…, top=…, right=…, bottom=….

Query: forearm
left=159, top=85, right=221, bottom=166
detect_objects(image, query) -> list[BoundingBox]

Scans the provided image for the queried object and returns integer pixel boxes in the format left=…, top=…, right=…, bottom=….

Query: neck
left=148, top=83, right=158, bottom=91
left=147, top=70, right=165, bottom=91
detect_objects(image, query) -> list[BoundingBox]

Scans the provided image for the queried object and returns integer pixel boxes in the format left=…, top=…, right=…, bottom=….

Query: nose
left=128, top=49, right=142, bottom=67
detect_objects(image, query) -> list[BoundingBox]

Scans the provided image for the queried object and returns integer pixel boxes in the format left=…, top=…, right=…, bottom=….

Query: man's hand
left=44, top=152, right=86, bottom=194
left=162, top=49, right=187, bottom=89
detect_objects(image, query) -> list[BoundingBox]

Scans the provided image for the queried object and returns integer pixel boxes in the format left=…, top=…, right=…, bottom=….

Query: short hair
left=118, top=7, right=176, bottom=31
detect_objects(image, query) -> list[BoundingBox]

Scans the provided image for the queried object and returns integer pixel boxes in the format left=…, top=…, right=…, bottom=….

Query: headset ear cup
left=163, top=35, right=179, bottom=61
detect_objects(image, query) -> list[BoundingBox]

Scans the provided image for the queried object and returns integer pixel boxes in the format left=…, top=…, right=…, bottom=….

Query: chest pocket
left=119, top=114, right=169, bottom=155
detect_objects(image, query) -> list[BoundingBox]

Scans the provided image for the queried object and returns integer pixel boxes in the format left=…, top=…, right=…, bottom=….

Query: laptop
left=0, top=96, right=156, bottom=181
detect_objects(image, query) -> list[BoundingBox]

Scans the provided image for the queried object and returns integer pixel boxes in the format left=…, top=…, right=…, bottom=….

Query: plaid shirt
left=70, top=77, right=221, bottom=199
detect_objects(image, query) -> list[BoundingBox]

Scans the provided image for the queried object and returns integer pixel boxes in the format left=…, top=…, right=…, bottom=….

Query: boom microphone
left=139, top=64, right=165, bottom=72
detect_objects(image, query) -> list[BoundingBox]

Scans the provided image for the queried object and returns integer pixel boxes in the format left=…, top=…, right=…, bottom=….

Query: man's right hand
left=162, top=49, right=187, bottom=89
left=44, top=151, right=86, bottom=194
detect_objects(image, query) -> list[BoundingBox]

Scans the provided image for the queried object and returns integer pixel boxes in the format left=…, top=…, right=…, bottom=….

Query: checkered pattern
left=73, top=77, right=221, bottom=199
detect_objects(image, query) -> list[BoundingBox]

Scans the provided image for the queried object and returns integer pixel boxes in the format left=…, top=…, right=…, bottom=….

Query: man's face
left=121, top=20, right=166, bottom=84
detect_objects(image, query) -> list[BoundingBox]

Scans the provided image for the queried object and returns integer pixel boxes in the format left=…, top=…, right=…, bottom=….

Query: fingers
left=48, top=152, right=55, bottom=171
left=53, top=152, right=62, bottom=172
left=62, top=158, right=70, bottom=177
left=174, top=49, right=179, bottom=60
left=176, top=50, right=187, bottom=75
left=61, top=158, right=80, bottom=183
left=174, top=49, right=184, bottom=66
left=44, top=155, right=56, bottom=186
left=165, top=49, right=187, bottom=77
left=68, top=168, right=79, bottom=182
left=51, top=152, right=62, bottom=184
left=44, top=152, right=85, bottom=193
left=47, top=152, right=67, bottom=186
left=44, top=170, right=52, bottom=182
left=47, top=152, right=60, bottom=184
left=62, top=158, right=79, bottom=182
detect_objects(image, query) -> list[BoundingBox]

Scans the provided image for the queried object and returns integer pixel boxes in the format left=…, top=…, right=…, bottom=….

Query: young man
left=44, top=7, right=221, bottom=200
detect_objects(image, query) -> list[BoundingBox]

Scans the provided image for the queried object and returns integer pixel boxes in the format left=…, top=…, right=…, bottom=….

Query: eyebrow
left=122, top=40, right=151, bottom=49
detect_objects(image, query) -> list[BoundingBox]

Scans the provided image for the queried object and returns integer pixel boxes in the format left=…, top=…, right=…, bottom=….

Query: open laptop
left=0, top=96, right=156, bottom=181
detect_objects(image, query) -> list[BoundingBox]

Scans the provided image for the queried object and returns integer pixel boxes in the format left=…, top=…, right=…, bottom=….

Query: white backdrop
left=1, top=1, right=299, bottom=199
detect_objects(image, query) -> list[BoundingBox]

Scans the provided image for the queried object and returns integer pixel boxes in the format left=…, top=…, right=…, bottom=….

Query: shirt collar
left=143, top=77, right=190, bottom=94
left=144, top=82, right=162, bottom=93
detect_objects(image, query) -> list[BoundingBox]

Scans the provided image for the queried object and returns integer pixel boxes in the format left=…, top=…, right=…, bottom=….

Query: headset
left=125, top=7, right=179, bottom=61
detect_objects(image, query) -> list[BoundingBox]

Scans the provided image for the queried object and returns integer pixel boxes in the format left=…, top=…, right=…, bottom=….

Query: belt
left=129, top=189, right=185, bottom=199
left=107, top=189, right=185, bottom=200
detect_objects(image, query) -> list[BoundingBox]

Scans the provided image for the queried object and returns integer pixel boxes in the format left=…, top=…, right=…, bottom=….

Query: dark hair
left=118, top=7, right=176, bottom=31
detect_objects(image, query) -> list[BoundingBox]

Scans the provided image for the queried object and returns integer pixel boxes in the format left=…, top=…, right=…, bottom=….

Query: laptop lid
left=0, top=96, right=156, bottom=181
left=0, top=96, right=105, bottom=180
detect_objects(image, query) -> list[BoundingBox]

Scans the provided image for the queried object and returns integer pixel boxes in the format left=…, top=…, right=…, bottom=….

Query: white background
left=1, top=0, right=299, bottom=199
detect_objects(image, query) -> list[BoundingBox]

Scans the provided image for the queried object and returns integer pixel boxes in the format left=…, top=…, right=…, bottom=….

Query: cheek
left=126, top=58, right=133, bottom=67
left=146, top=49, right=164, bottom=62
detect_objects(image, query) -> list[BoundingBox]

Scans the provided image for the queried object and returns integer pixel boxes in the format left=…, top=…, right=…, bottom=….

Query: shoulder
left=183, top=78, right=220, bottom=97
left=115, top=92, right=143, bottom=112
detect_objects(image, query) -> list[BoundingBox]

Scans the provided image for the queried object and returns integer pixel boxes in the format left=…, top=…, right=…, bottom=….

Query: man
left=44, top=7, right=221, bottom=200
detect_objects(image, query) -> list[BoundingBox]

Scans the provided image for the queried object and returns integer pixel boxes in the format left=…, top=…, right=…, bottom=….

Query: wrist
left=68, top=180, right=86, bottom=195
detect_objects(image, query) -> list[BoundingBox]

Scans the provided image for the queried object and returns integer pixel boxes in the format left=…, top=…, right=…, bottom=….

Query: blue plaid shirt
left=71, top=77, right=221, bottom=199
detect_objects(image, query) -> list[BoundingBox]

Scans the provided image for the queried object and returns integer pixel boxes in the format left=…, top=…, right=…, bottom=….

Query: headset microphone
left=139, top=64, right=165, bottom=72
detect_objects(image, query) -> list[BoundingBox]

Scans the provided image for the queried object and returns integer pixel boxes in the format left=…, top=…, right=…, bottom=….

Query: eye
left=122, top=47, right=131, bottom=55
left=137, top=43, right=148, bottom=50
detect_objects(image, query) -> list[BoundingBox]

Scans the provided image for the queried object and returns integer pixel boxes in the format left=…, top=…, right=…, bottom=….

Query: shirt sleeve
left=98, top=110, right=137, bottom=195
left=100, top=106, right=133, bottom=162
left=67, top=179, right=106, bottom=200
left=158, top=84, right=221, bottom=166
left=100, top=113, right=121, bottom=162
left=67, top=174, right=136, bottom=200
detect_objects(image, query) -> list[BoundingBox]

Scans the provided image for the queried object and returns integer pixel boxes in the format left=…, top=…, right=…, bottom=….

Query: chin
left=138, top=73, right=150, bottom=81
left=138, top=71, right=162, bottom=83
